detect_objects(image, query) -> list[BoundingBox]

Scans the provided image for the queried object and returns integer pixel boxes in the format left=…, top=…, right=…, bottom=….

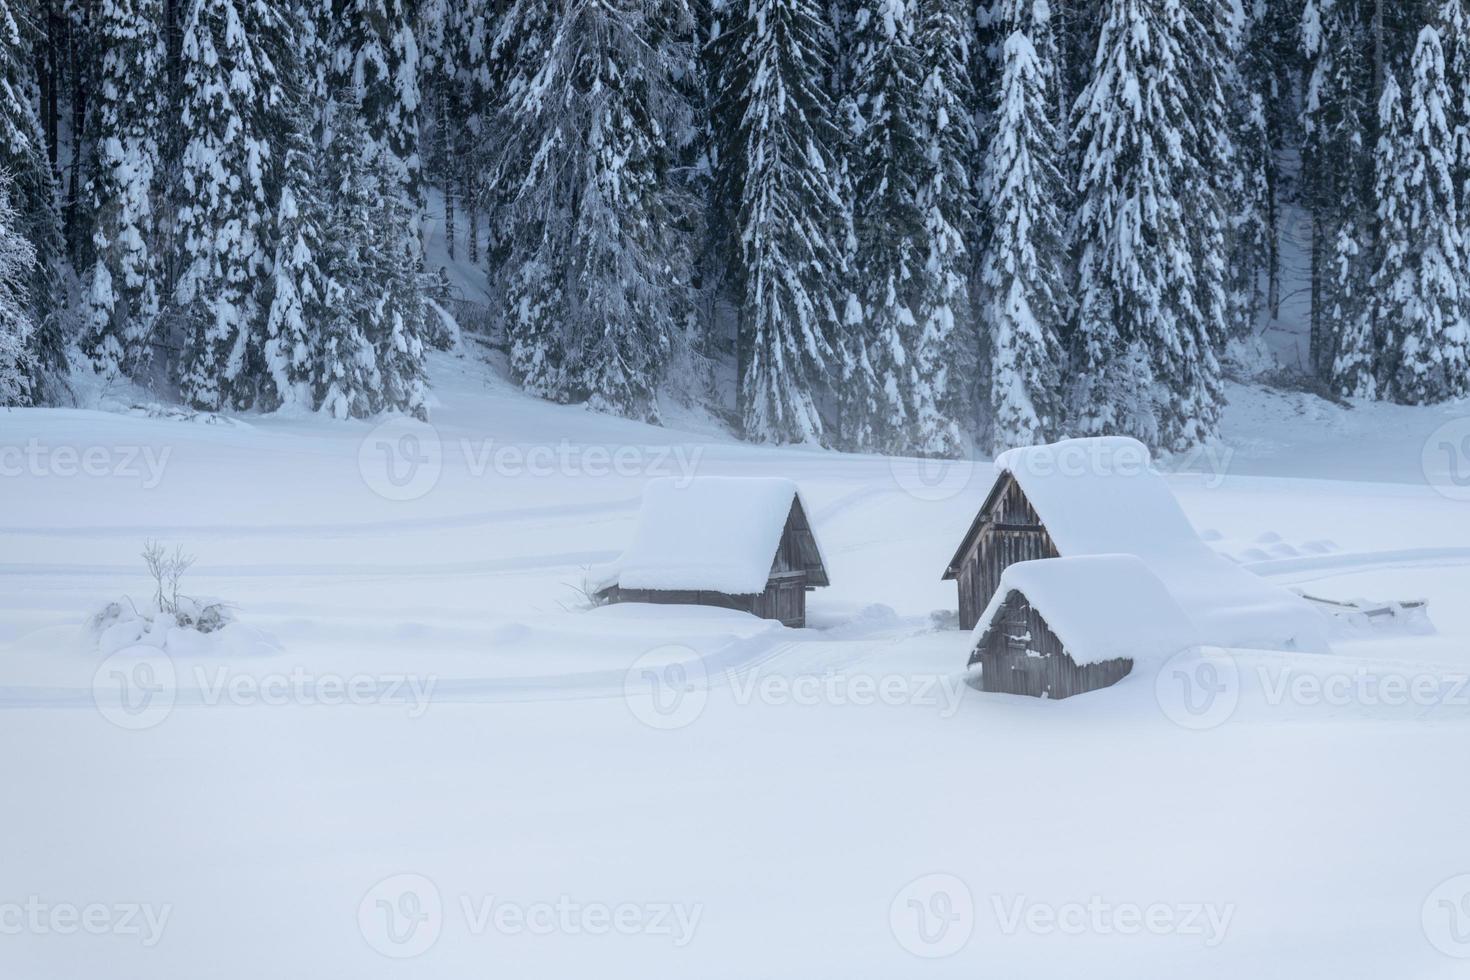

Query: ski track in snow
left=0, top=495, right=642, bottom=539
left=0, top=550, right=620, bottom=580
left=1, top=613, right=937, bottom=710
left=1244, top=546, right=1470, bottom=582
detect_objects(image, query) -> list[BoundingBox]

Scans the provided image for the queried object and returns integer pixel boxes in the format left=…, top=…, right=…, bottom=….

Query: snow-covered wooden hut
left=591, top=477, right=829, bottom=627
left=942, top=437, right=1330, bottom=653
left=968, top=555, right=1197, bottom=699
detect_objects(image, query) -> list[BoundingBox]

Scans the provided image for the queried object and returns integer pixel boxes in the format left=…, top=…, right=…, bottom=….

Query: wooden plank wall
left=957, top=476, right=1058, bottom=630
left=973, top=593, right=1132, bottom=699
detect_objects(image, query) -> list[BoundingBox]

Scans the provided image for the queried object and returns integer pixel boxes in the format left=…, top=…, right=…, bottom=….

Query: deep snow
left=3, top=346, right=1470, bottom=978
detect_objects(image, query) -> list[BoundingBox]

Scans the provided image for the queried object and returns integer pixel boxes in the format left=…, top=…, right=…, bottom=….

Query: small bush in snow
left=90, top=541, right=234, bottom=642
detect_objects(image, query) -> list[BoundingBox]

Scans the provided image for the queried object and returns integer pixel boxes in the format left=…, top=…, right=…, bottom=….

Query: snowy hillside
left=4, top=348, right=1470, bottom=977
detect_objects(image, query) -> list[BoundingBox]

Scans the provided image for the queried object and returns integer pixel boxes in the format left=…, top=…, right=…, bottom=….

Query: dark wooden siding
left=969, top=592, right=1131, bottom=699
left=956, top=474, right=1058, bottom=630
left=606, top=588, right=757, bottom=616
left=752, top=576, right=806, bottom=626
left=600, top=494, right=826, bottom=628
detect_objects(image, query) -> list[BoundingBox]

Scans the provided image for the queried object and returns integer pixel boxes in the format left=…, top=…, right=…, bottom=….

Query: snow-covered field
left=4, top=347, right=1470, bottom=978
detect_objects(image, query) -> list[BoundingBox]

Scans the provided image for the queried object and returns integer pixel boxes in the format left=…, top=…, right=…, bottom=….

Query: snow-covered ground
left=4, top=347, right=1470, bottom=978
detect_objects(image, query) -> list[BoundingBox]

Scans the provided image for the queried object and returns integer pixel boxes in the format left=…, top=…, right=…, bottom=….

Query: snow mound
left=996, top=437, right=1332, bottom=653
left=972, top=556, right=1198, bottom=666
left=91, top=600, right=278, bottom=658
left=591, top=477, right=821, bottom=595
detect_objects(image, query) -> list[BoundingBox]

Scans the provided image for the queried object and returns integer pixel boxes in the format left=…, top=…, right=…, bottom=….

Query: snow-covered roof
left=970, top=555, right=1198, bottom=666
left=954, top=437, right=1331, bottom=653
left=591, top=477, right=827, bottom=596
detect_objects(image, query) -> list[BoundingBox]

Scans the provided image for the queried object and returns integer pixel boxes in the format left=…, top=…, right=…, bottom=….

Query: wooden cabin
left=967, top=555, right=1195, bottom=700
left=941, top=437, right=1332, bottom=654
left=591, top=477, right=829, bottom=627
left=942, top=468, right=1058, bottom=630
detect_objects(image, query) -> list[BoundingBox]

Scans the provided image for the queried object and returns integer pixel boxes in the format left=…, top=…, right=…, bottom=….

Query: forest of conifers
left=0, top=0, right=1467, bottom=455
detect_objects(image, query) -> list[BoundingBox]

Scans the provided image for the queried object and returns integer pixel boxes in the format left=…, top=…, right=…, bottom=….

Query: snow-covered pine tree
left=81, top=0, right=165, bottom=380
left=490, top=0, right=698, bottom=421
left=0, top=174, right=36, bottom=406
left=259, top=1, right=333, bottom=412
left=1069, top=0, right=1227, bottom=451
left=1302, top=0, right=1373, bottom=387
left=912, top=0, right=976, bottom=455
left=1349, top=69, right=1409, bottom=401
left=844, top=0, right=926, bottom=453
left=331, top=0, right=422, bottom=224
left=419, top=0, right=491, bottom=272
left=1376, top=29, right=1470, bottom=403
left=1435, top=0, right=1470, bottom=268
left=315, top=100, right=427, bottom=419
left=1227, top=0, right=1296, bottom=333
left=172, top=0, right=280, bottom=410
left=980, top=0, right=1066, bottom=454
left=0, top=0, right=66, bottom=401
left=710, top=0, right=848, bottom=443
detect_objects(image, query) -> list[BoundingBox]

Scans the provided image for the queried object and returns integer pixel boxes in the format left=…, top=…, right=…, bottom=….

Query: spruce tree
left=981, top=0, right=1066, bottom=454
left=260, top=1, right=332, bottom=412
left=912, top=0, right=976, bottom=455
left=172, top=0, right=279, bottom=410
left=331, top=0, right=422, bottom=221
left=316, top=101, right=427, bottom=419
left=0, top=0, right=66, bottom=400
left=1069, top=0, right=1226, bottom=451
left=711, top=0, right=848, bottom=443
left=490, top=0, right=698, bottom=421
left=1346, top=70, right=1408, bottom=400
left=0, top=175, right=35, bottom=406
left=1303, top=0, right=1372, bottom=385
left=1227, top=0, right=1296, bottom=333
left=81, top=0, right=166, bottom=380
left=845, top=0, right=926, bottom=453
left=1376, top=30, right=1470, bottom=403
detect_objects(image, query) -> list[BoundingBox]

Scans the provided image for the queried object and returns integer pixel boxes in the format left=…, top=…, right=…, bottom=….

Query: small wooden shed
left=591, top=477, right=829, bottom=627
left=968, top=555, right=1196, bottom=699
left=942, top=437, right=1331, bottom=654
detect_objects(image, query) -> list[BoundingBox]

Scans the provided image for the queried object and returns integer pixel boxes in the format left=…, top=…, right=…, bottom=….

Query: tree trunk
left=465, top=160, right=478, bottom=265
left=441, top=90, right=455, bottom=262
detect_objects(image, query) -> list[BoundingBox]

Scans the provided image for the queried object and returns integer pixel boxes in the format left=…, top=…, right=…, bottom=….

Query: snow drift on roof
left=992, top=437, right=1331, bottom=653
left=594, top=477, right=820, bottom=595
left=972, top=555, right=1198, bottom=666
